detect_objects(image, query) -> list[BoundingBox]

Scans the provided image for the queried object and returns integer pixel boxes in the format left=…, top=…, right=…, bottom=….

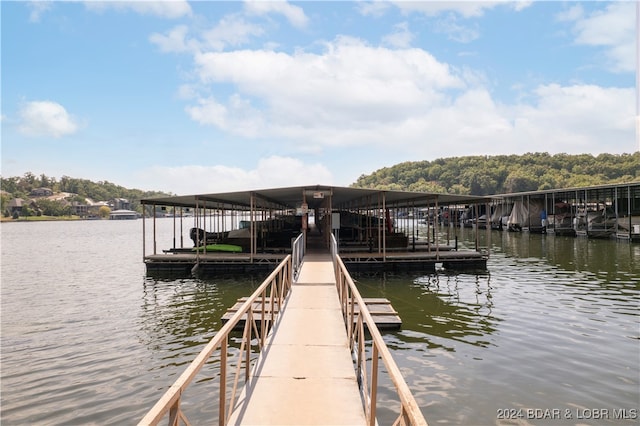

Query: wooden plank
left=361, top=298, right=392, bottom=304
left=221, top=302, right=281, bottom=322
left=221, top=297, right=402, bottom=330
left=350, top=305, right=398, bottom=315
left=222, top=296, right=402, bottom=329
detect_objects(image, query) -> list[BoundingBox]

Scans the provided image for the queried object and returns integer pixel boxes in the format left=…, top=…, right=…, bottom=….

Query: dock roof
left=141, top=185, right=490, bottom=211
left=490, top=181, right=640, bottom=200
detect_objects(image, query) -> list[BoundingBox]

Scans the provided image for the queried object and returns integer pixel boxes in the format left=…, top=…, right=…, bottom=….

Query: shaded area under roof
left=141, top=185, right=491, bottom=211
left=490, top=181, right=640, bottom=200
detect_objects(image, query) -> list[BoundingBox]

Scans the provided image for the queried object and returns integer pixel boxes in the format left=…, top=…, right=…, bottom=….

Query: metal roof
left=490, top=181, right=640, bottom=200
left=141, top=185, right=490, bottom=211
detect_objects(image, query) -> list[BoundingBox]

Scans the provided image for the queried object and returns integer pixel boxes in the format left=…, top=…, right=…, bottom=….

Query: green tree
left=407, top=178, right=447, bottom=193
left=39, top=173, right=51, bottom=188
left=449, top=184, right=470, bottom=195
left=20, top=205, right=34, bottom=217
left=352, top=152, right=639, bottom=194
left=504, top=170, right=538, bottom=193
left=99, top=205, right=111, bottom=218
left=0, top=193, right=10, bottom=216
left=36, top=199, right=69, bottom=216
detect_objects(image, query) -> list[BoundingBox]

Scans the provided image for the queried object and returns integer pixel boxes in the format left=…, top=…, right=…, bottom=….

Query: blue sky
left=2, top=1, right=637, bottom=195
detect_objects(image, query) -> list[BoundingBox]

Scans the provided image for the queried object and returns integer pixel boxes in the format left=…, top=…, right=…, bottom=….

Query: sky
left=2, top=1, right=638, bottom=195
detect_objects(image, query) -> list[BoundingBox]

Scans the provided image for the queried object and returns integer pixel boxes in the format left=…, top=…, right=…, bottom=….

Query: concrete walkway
left=228, top=252, right=367, bottom=425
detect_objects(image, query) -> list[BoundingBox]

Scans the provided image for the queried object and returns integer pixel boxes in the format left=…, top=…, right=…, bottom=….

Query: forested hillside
left=0, top=172, right=170, bottom=211
left=352, top=152, right=640, bottom=195
left=2, top=152, right=639, bottom=213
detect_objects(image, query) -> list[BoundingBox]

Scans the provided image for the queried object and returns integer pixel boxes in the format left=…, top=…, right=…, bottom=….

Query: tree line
left=352, top=152, right=640, bottom=195
left=1, top=172, right=172, bottom=217
left=2, top=152, right=639, bottom=217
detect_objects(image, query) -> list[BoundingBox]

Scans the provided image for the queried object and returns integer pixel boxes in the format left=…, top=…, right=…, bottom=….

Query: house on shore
left=30, top=187, right=53, bottom=197
left=109, top=209, right=138, bottom=220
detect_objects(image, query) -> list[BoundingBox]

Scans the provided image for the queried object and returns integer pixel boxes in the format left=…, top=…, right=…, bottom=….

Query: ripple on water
left=1, top=222, right=638, bottom=425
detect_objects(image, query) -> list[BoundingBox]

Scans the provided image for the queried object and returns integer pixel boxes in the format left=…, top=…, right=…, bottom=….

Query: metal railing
left=291, top=232, right=305, bottom=280
left=138, top=255, right=293, bottom=426
left=331, top=235, right=428, bottom=426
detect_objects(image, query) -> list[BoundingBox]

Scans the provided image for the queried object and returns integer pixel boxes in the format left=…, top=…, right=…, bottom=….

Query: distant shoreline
left=1, top=216, right=90, bottom=223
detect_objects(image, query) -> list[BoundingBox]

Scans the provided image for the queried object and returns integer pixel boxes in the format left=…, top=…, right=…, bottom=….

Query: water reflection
left=136, top=275, right=269, bottom=423
left=490, top=230, right=640, bottom=277
left=352, top=232, right=639, bottom=425
left=139, top=276, right=264, bottom=355
left=139, top=278, right=224, bottom=358
left=354, top=271, right=498, bottom=352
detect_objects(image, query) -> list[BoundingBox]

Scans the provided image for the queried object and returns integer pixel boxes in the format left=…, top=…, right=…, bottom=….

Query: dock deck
left=227, top=252, right=367, bottom=424
left=145, top=246, right=487, bottom=275
left=222, top=296, right=401, bottom=331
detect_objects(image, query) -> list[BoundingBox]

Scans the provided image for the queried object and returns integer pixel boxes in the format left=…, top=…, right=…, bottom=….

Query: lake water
left=1, top=220, right=638, bottom=425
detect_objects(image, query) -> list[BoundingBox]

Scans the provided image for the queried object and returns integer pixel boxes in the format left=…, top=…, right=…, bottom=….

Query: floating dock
left=222, top=296, right=402, bottom=330
left=145, top=252, right=286, bottom=275
left=141, top=185, right=496, bottom=276
left=145, top=249, right=487, bottom=275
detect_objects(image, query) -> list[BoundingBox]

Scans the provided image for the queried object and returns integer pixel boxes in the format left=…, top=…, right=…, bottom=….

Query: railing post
left=168, top=401, right=179, bottom=426
left=246, top=309, right=253, bottom=383
left=369, top=345, right=379, bottom=426
left=219, top=335, right=227, bottom=426
left=261, top=287, right=267, bottom=348
left=139, top=256, right=295, bottom=426
left=349, top=286, right=355, bottom=342
left=357, top=315, right=364, bottom=380
left=333, top=254, right=428, bottom=426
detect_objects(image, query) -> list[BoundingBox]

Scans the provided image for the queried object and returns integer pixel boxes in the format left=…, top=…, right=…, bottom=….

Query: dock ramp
left=139, top=233, right=427, bottom=425
left=227, top=252, right=366, bottom=424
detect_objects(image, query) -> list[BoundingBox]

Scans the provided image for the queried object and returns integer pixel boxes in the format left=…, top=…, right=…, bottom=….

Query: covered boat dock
left=141, top=185, right=491, bottom=275
left=490, top=182, right=640, bottom=240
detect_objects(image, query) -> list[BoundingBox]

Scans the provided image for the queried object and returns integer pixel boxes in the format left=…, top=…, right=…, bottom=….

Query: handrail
left=138, top=255, right=293, bottom=426
left=292, top=232, right=305, bottom=280
left=331, top=235, right=428, bottom=426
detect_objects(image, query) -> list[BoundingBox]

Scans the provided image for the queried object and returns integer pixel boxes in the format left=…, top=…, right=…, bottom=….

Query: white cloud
left=84, top=0, right=192, bottom=19
left=382, top=22, right=414, bottom=48
left=27, top=1, right=53, bottom=22
left=509, top=84, right=635, bottom=151
left=185, top=94, right=265, bottom=138
left=18, top=101, right=79, bottom=138
left=150, top=16, right=265, bottom=54
left=357, top=1, right=391, bottom=17
left=391, top=1, right=532, bottom=18
left=386, top=1, right=530, bottom=44
left=511, top=1, right=533, bottom=13
left=190, top=37, right=463, bottom=144
left=181, top=35, right=634, bottom=159
left=243, top=1, right=309, bottom=29
left=185, top=97, right=228, bottom=128
left=176, top=84, right=199, bottom=100
left=387, top=84, right=635, bottom=158
left=142, top=2, right=635, bottom=182
left=135, top=156, right=333, bottom=194
left=149, top=25, right=197, bottom=53
left=201, top=15, right=265, bottom=51
left=562, top=2, right=635, bottom=73
left=433, top=13, right=480, bottom=43
left=555, top=4, right=584, bottom=22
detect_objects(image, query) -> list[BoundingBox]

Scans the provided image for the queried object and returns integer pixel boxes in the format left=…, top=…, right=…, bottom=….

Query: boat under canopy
left=140, top=185, right=492, bottom=275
